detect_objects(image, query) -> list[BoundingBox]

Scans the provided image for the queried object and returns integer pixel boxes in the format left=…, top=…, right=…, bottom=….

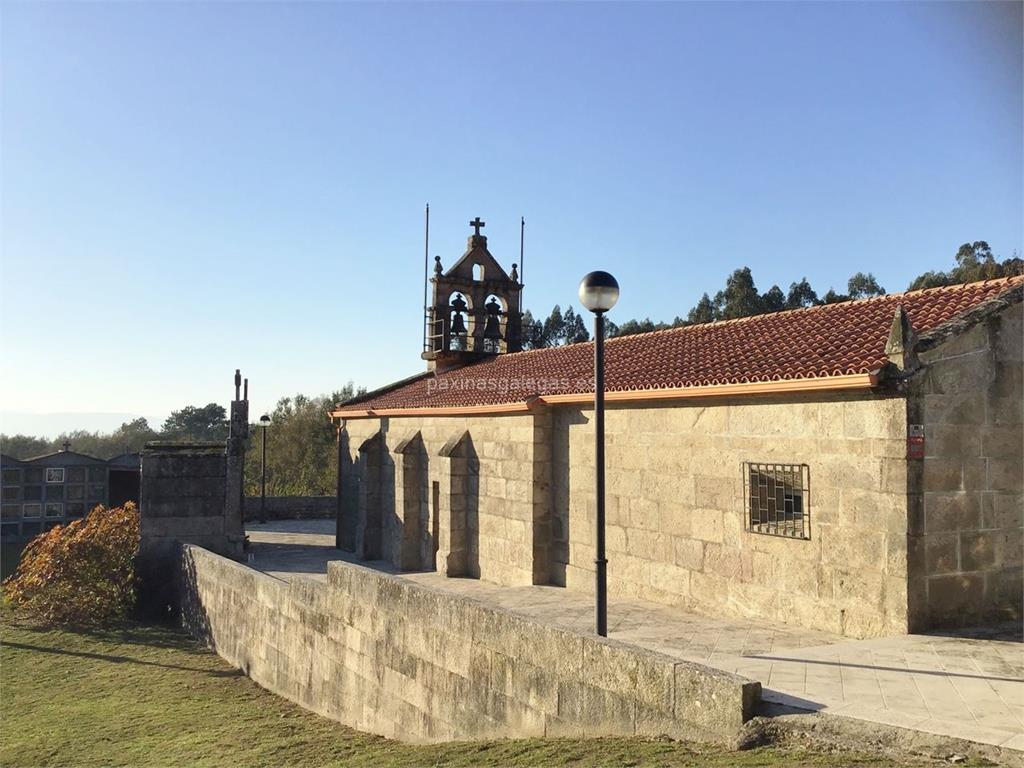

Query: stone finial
left=884, top=305, right=920, bottom=372
left=433, top=255, right=443, bottom=276
left=510, top=262, right=519, bottom=282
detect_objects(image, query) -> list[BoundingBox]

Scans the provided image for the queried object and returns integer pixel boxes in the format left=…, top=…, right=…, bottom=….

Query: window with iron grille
left=743, top=463, right=810, bottom=539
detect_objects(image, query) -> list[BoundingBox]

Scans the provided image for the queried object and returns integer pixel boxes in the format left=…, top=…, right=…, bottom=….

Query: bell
left=483, top=296, right=503, bottom=340
left=450, top=293, right=468, bottom=335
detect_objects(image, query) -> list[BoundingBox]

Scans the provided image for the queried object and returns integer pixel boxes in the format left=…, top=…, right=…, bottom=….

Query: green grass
left=1, top=614, right=904, bottom=768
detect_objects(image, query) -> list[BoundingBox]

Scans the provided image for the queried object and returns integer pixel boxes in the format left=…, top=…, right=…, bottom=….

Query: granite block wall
left=910, top=301, right=1023, bottom=628
left=140, top=442, right=237, bottom=557
left=342, top=415, right=544, bottom=587
left=553, top=393, right=911, bottom=638
left=243, top=496, right=336, bottom=520
left=180, top=544, right=759, bottom=743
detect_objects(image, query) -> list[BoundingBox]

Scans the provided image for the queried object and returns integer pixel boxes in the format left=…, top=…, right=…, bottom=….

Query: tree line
left=1, top=404, right=233, bottom=463
left=240, top=385, right=363, bottom=497
left=521, top=240, right=1021, bottom=345
left=1, top=384, right=364, bottom=499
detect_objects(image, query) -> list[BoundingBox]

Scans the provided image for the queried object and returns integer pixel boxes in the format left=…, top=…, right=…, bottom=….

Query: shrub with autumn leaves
left=2, top=502, right=140, bottom=625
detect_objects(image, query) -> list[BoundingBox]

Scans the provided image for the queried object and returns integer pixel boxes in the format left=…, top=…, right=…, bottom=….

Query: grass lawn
left=2, top=614, right=909, bottom=768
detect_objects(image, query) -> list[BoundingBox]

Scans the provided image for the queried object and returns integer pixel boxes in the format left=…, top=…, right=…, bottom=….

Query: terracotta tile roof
left=338, top=276, right=1023, bottom=412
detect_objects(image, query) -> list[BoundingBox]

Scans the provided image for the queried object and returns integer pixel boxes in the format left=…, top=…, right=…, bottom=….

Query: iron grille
left=743, top=462, right=810, bottom=539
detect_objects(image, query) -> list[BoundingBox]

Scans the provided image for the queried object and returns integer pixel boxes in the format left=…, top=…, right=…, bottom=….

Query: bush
left=2, top=503, right=140, bottom=625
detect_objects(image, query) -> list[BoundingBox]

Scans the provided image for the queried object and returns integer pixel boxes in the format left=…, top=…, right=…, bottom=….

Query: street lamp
left=259, top=414, right=271, bottom=524
left=578, top=270, right=619, bottom=637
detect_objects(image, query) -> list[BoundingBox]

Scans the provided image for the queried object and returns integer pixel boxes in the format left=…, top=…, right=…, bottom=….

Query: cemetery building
left=332, top=227, right=1023, bottom=639
left=0, top=446, right=141, bottom=540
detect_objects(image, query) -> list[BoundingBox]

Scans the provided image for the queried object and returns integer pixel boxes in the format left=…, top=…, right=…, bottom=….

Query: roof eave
left=330, top=372, right=879, bottom=420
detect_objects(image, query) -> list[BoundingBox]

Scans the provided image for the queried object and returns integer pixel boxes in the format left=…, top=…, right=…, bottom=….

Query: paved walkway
left=246, top=520, right=1023, bottom=751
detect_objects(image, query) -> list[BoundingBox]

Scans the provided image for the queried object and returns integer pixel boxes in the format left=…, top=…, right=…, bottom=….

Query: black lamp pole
left=593, top=310, right=608, bottom=637
left=578, top=269, right=619, bottom=639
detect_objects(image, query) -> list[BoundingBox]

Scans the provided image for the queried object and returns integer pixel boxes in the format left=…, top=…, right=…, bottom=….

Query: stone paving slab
left=245, top=520, right=1024, bottom=750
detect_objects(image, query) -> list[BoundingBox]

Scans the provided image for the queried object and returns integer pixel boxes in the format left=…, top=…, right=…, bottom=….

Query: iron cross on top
left=469, top=217, right=486, bottom=236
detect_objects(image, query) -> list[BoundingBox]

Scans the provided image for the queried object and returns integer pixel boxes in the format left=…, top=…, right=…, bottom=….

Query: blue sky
left=2, top=1, right=1021, bottom=434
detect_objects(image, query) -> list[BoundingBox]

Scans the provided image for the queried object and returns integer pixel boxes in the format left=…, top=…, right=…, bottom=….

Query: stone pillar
left=342, top=423, right=350, bottom=548
left=437, top=431, right=478, bottom=578
left=336, top=427, right=358, bottom=552
left=355, top=431, right=384, bottom=560
left=391, top=432, right=427, bottom=571
left=531, top=406, right=554, bottom=585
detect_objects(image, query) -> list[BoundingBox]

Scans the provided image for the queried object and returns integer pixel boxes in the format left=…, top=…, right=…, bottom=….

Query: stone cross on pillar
left=469, top=217, right=485, bottom=236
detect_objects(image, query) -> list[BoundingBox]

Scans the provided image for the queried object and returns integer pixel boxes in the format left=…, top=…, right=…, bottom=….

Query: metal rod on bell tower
left=519, top=216, right=525, bottom=286
left=423, top=203, right=430, bottom=352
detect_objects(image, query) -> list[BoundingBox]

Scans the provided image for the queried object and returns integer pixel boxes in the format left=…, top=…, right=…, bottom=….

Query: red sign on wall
left=907, top=425, right=925, bottom=459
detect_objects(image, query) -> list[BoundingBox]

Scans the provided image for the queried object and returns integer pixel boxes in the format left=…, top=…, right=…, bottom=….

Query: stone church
left=332, top=221, right=1023, bottom=639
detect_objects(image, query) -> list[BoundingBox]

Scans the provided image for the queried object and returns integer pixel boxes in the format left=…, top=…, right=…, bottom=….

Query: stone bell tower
left=422, top=217, right=523, bottom=371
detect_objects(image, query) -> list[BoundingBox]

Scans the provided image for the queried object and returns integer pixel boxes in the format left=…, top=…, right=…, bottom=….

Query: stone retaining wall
left=243, top=496, right=335, bottom=520
left=181, top=544, right=760, bottom=743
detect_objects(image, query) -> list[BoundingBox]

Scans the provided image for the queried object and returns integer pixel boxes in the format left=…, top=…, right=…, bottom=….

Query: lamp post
left=578, top=270, right=620, bottom=637
left=259, top=414, right=271, bottom=524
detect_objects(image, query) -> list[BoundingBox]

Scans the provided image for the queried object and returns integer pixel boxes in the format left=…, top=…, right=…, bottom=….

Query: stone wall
left=339, top=395, right=911, bottom=638
left=342, top=415, right=544, bottom=586
left=181, top=544, right=759, bottom=743
left=140, top=442, right=240, bottom=557
left=553, top=394, right=910, bottom=638
left=909, top=301, right=1023, bottom=628
left=243, top=496, right=335, bottom=520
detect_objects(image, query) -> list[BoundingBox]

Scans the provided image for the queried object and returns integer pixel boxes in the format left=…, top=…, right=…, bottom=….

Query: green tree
left=822, top=288, right=850, bottom=304
left=0, top=434, right=52, bottom=460
left=542, top=305, right=565, bottom=347
left=847, top=272, right=886, bottom=299
left=908, top=270, right=949, bottom=291
left=785, top=278, right=819, bottom=309
left=614, top=318, right=665, bottom=337
left=713, top=267, right=762, bottom=320
left=760, top=285, right=786, bottom=314
left=687, top=293, right=718, bottom=324
left=562, top=307, right=590, bottom=344
left=908, top=241, right=1023, bottom=290
left=161, top=404, right=228, bottom=442
left=245, top=384, right=363, bottom=497
left=520, top=310, right=545, bottom=349
left=520, top=304, right=593, bottom=348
